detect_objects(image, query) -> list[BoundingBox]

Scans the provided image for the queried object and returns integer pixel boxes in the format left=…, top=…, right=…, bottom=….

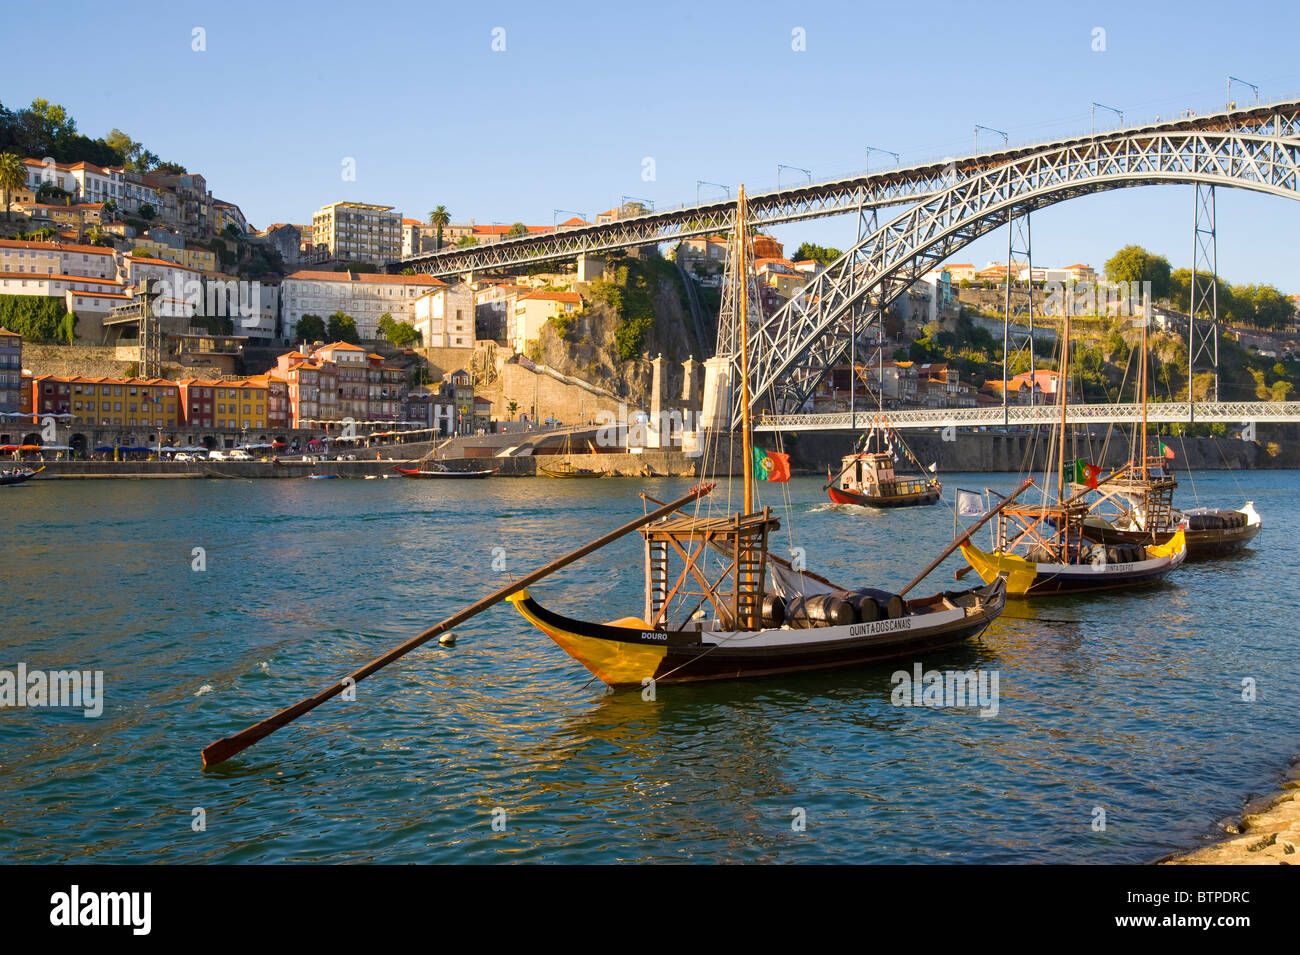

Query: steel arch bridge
left=719, top=102, right=1300, bottom=428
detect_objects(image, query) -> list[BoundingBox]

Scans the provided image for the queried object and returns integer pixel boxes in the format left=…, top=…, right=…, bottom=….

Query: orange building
left=32, top=375, right=180, bottom=428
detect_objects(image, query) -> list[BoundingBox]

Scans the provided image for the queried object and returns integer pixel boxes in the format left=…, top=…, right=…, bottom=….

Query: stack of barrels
left=764, top=588, right=909, bottom=629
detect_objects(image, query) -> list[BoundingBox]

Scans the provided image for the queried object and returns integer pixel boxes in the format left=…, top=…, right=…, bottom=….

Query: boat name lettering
left=849, top=617, right=913, bottom=637
left=640, top=631, right=668, bottom=643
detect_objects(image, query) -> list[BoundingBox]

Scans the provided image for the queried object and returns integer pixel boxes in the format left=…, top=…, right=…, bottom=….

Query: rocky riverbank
left=1160, top=755, right=1300, bottom=864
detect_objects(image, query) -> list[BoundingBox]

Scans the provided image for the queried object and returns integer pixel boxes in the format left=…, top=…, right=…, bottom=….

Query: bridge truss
left=755, top=401, right=1300, bottom=432
left=722, top=100, right=1300, bottom=427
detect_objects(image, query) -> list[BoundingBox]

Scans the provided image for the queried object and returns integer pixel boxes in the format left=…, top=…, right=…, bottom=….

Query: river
left=1, top=470, right=1296, bottom=863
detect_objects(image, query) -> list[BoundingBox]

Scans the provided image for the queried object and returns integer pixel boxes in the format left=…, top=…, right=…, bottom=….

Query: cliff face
left=528, top=255, right=706, bottom=408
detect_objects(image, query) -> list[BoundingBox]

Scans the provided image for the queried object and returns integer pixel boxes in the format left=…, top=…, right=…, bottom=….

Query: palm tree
left=0, top=152, right=26, bottom=223
left=428, top=205, right=450, bottom=251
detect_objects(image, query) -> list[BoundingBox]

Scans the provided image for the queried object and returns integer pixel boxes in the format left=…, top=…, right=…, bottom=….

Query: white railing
left=753, top=401, right=1300, bottom=431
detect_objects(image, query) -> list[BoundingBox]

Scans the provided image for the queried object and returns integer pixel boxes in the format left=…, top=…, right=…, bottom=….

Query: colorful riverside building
left=269, top=350, right=338, bottom=427
left=0, top=328, right=21, bottom=414
left=267, top=343, right=406, bottom=427
left=176, top=378, right=270, bottom=430
left=31, top=375, right=180, bottom=428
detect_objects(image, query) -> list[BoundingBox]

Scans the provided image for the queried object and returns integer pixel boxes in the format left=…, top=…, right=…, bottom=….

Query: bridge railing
left=753, top=401, right=1300, bottom=431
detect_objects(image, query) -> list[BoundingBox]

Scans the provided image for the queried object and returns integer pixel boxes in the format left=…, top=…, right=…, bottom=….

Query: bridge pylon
left=1189, top=184, right=1220, bottom=406
left=1001, top=210, right=1037, bottom=424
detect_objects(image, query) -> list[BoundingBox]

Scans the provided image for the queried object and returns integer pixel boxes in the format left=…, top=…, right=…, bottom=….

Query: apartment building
left=411, top=283, right=475, bottom=348
left=21, top=159, right=125, bottom=203
left=0, top=328, right=21, bottom=414
left=279, top=270, right=444, bottom=341
left=509, top=290, right=580, bottom=354
left=311, top=201, right=402, bottom=265
left=32, top=375, right=180, bottom=428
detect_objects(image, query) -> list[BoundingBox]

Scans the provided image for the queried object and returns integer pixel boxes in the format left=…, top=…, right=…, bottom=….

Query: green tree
left=295, top=313, right=326, bottom=342
left=138, top=203, right=155, bottom=221
left=104, top=128, right=141, bottom=164
left=505, top=221, right=528, bottom=238
left=327, top=310, right=360, bottom=344
left=455, top=235, right=478, bottom=247
left=792, top=242, right=843, bottom=267
left=1103, top=245, right=1172, bottom=300
left=0, top=152, right=24, bottom=222
left=428, top=205, right=450, bottom=250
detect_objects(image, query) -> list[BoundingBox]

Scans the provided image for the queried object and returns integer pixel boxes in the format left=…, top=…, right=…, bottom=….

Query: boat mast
left=738, top=184, right=754, bottom=514
left=1140, top=288, right=1149, bottom=478
left=1056, top=284, right=1071, bottom=506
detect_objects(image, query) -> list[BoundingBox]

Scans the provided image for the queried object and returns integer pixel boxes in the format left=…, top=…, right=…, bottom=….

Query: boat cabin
left=840, top=451, right=916, bottom=496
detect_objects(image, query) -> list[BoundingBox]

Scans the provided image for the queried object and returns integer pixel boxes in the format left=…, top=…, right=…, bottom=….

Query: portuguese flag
left=752, top=446, right=791, bottom=482
left=1073, top=458, right=1103, bottom=489
left=1158, top=439, right=1176, bottom=460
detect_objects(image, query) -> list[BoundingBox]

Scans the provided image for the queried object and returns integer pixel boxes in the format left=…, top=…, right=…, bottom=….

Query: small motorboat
left=307, top=474, right=340, bottom=480
left=1, top=465, right=44, bottom=486
left=826, top=424, right=939, bottom=508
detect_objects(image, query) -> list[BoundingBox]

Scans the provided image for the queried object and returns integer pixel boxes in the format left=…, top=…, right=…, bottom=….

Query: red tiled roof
left=518, top=290, right=580, bottom=303
left=0, top=239, right=114, bottom=255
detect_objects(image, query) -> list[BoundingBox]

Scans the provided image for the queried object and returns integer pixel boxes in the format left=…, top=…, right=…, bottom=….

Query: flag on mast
left=752, top=447, right=791, bottom=482
left=1073, top=458, right=1103, bottom=489
left=956, top=489, right=985, bottom=517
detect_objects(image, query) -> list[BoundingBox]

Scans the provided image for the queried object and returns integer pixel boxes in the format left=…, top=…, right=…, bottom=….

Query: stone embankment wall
left=22, top=343, right=226, bottom=380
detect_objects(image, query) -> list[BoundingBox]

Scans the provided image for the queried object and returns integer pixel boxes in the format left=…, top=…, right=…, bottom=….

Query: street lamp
left=974, top=124, right=1008, bottom=155
left=777, top=164, right=812, bottom=188
left=1227, top=75, right=1259, bottom=107
left=1090, top=101, right=1124, bottom=133
left=864, top=146, right=899, bottom=173
left=552, top=209, right=588, bottom=228
left=621, top=195, right=654, bottom=215
left=696, top=180, right=731, bottom=203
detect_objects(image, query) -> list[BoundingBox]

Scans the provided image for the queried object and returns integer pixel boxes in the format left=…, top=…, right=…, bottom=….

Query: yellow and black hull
left=959, top=530, right=1186, bottom=597
left=508, top=580, right=1006, bottom=689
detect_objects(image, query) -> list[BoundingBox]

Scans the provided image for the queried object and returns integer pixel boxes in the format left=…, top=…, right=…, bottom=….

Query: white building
left=22, top=159, right=125, bottom=203
left=0, top=238, right=119, bottom=280
left=279, top=270, right=444, bottom=341
left=411, top=283, right=475, bottom=348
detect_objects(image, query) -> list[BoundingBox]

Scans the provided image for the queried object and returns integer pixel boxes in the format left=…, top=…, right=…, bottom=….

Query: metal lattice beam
left=392, top=99, right=1300, bottom=279
left=1189, top=183, right=1220, bottom=403
left=755, top=401, right=1300, bottom=430
left=728, top=117, right=1300, bottom=426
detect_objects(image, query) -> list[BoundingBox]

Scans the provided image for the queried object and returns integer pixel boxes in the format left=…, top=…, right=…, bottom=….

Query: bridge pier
left=576, top=253, right=605, bottom=283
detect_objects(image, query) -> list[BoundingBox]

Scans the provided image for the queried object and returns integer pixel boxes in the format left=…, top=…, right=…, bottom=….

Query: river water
left=1, top=470, right=1296, bottom=863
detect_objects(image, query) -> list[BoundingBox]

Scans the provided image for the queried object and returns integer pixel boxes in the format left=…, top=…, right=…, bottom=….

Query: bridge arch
left=737, top=127, right=1300, bottom=421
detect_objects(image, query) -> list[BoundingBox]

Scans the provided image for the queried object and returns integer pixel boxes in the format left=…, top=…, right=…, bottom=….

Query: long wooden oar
left=898, top=478, right=1034, bottom=596
left=201, top=483, right=716, bottom=767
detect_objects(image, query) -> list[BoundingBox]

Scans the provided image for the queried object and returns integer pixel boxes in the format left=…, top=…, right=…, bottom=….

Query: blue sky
left=4, top=0, right=1299, bottom=288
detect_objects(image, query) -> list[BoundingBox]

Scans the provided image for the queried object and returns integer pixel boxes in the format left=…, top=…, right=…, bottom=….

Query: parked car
left=228, top=449, right=253, bottom=461
left=208, top=450, right=229, bottom=461
left=175, top=452, right=203, bottom=462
